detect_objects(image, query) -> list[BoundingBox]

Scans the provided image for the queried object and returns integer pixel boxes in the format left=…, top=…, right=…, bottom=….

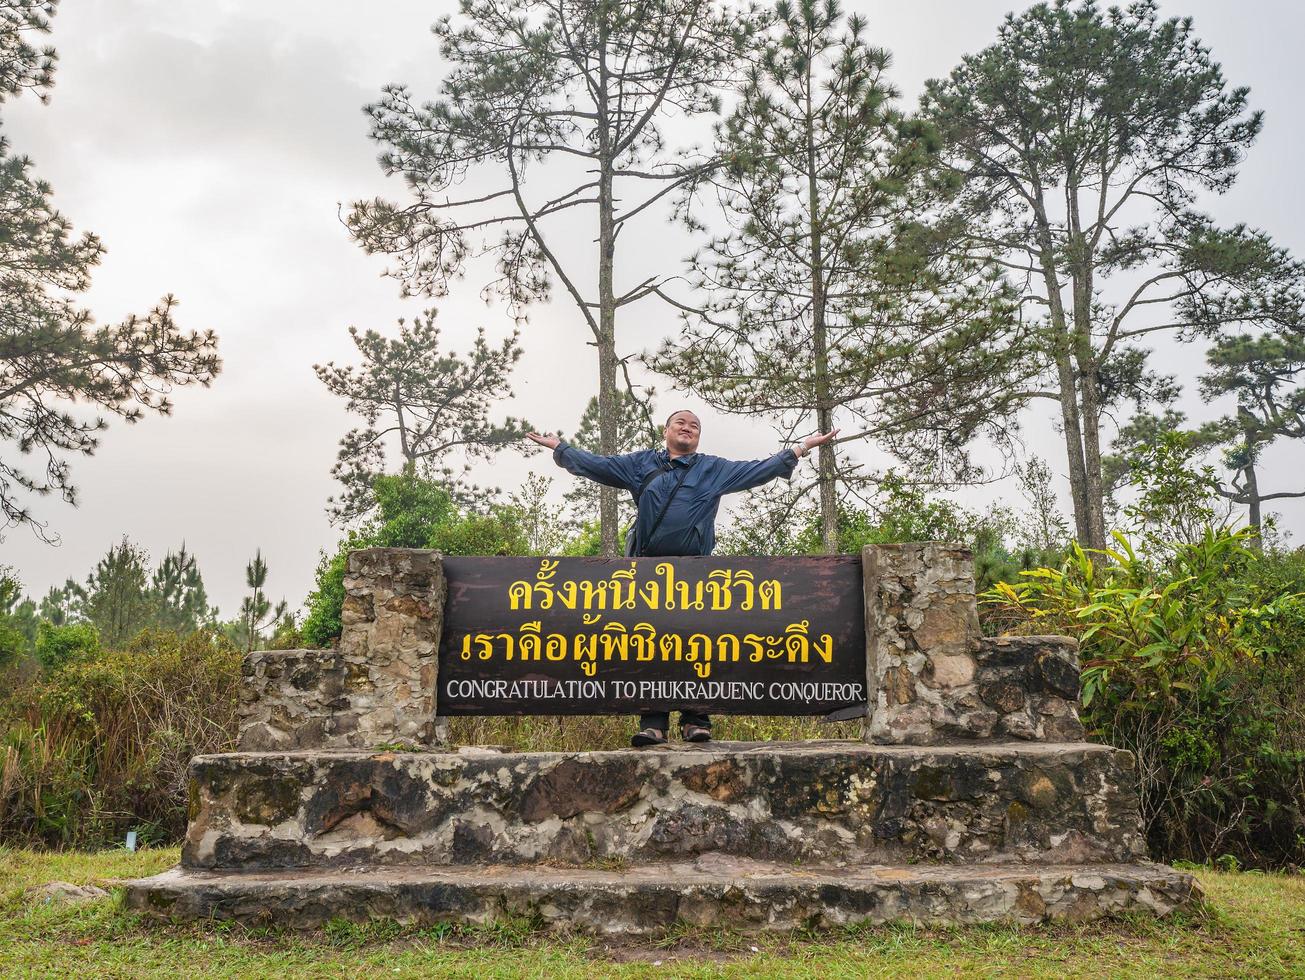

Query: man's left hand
left=795, top=429, right=839, bottom=457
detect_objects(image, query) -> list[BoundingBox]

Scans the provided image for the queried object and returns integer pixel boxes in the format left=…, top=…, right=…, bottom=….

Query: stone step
left=124, top=858, right=1201, bottom=934
left=184, top=740, right=1146, bottom=871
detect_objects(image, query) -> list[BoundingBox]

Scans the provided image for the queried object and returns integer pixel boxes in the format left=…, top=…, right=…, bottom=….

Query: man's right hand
left=526, top=431, right=561, bottom=450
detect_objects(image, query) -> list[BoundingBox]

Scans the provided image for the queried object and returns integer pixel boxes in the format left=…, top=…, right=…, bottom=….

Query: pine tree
left=62, top=537, right=154, bottom=648
left=0, top=1, right=220, bottom=537
left=561, top=389, right=660, bottom=526
left=922, top=0, right=1305, bottom=551
left=150, top=544, right=217, bottom=633
left=347, top=0, right=754, bottom=553
left=314, top=313, right=530, bottom=522
left=1200, top=327, right=1305, bottom=541
left=1102, top=339, right=1304, bottom=548
left=1014, top=456, right=1072, bottom=553
left=653, top=0, right=1027, bottom=552
left=237, top=550, right=287, bottom=653
left=505, top=474, right=570, bottom=556
left=0, top=566, right=36, bottom=665
left=37, top=583, right=67, bottom=625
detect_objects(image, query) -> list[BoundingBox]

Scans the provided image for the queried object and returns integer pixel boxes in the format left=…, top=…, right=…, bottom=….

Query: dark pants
left=639, top=709, right=710, bottom=734
left=636, top=549, right=712, bottom=735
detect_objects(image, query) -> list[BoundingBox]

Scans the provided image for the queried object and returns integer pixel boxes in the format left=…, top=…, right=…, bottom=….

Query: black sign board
left=437, top=555, right=866, bottom=716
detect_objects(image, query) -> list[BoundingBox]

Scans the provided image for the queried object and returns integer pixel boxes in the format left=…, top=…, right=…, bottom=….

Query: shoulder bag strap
left=635, top=459, right=694, bottom=557
left=624, top=461, right=672, bottom=558
left=634, top=461, right=672, bottom=503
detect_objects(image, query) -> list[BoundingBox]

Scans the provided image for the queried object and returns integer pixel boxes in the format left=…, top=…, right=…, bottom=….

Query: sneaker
left=681, top=724, right=712, bottom=743
left=631, top=728, right=668, bottom=747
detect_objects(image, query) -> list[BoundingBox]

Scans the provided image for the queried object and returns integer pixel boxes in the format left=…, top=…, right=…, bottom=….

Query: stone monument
left=124, top=544, right=1200, bottom=932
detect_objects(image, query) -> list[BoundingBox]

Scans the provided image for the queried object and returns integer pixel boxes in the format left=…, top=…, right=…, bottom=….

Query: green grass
left=0, top=848, right=1302, bottom=977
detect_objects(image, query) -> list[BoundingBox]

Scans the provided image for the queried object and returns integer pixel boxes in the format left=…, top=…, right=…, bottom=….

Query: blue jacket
left=553, top=442, right=799, bottom=556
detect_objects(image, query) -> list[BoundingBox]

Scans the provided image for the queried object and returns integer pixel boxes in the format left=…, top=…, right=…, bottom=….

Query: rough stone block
left=180, top=741, right=1145, bottom=871
left=862, top=542, right=981, bottom=744
left=977, top=636, right=1086, bottom=742
left=238, top=548, right=446, bottom=751
left=123, top=859, right=1202, bottom=933
left=858, top=542, right=1085, bottom=744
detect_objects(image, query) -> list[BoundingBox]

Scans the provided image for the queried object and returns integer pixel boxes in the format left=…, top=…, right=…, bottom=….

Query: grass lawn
left=0, top=847, right=1301, bottom=978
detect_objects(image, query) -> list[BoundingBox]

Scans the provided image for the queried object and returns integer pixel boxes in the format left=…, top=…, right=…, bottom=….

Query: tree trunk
left=805, top=36, right=838, bottom=555
left=1076, top=360, right=1109, bottom=552
left=596, top=293, right=619, bottom=555
left=1241, top=415, right=1263, bottom=549
left=1066, top=191, right=1108, bottom=554
left=815, top=408, right=837, bottom=552
left=1054, top=351, right=1091, bottom=547
left=1033, top=234, right=1091, bottom=547
left=1245, top=458, right=1262, bottom=547
left=595, top=21, right=620, bottom=556
left=394, top=384, right=412, bottom=466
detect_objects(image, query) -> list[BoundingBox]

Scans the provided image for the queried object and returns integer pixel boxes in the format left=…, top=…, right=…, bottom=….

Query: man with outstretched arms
left=526, top=410, right=837, bottom=747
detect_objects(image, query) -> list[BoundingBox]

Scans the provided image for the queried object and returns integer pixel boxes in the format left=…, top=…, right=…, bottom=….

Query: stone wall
left=133, top=549, right=1200, bottom=934
left=975, top=636, right=1085, bottom=742
left=861, top=543, right=1083, bottom=745
left=239, top=649, right=360, bottom=750
left=238, top=548, right=445, bottom=751
left=141, top=721, right=1192, bottom=935
left=182, top=741, right=1145, bottom=871
left=238, top=543, right=1083, bottom=750
left=130, top=858, right=1199, bottom=934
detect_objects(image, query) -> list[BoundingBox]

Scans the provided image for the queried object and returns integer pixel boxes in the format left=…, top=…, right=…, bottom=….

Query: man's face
left=664, top=411, right=701, bottom=455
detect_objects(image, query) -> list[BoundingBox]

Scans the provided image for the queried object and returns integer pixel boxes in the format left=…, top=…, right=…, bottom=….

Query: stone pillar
left=973, top=635, right=1086, bottom=741
left=859, top=543, right=1087, bottom=745
left=861, top=542, right=981, bottom=745
left=338, top=547, right=446, bottom=747
left=238, top=548, right=445, bottom=751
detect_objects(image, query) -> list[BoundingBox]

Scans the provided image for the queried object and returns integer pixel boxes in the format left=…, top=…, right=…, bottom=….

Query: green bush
left=300, top=544, right=354, bottom=648
left=430, top=509, right=529, bottom=556
left=369, top=474, right=458, bottom=548
left=0, top=628, right=241, bottom=848
left=33, top=622, right=99, bottom=671
left=0, top=571, right=37, bottom=668
left=302, top=473, right=534, bottom=646
left=985, top=529, right=1305, bottom=869
left=559, top=520, right=603, bottom=556
left=0, top=622, right=24, bottom=670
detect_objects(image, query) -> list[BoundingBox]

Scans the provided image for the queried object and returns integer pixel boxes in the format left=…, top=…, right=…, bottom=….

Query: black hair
left=663, top=410, right=700, bottom=427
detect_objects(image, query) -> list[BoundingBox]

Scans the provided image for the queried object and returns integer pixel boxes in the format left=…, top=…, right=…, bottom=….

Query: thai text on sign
left=437, top=555, right=866, bottom=716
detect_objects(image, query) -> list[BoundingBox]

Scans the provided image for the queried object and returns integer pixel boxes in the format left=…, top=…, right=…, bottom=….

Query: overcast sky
left=3, top=0, right=1304, bottom=615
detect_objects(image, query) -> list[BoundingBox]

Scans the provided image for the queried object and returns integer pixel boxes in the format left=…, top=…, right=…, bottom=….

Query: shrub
left=33, top=622, right=100, bottom=671
left=0, top=622, right=23, bottom=670
left=0, top=571, right=36, bottom=668
left=984, top=529, right=1305, bottom=869
left=302, top=473, right=534, bottom=646
left=429, top=508, right=529, bottom=557
left=300, top=545, right=353, bottom=648
left=0, top=628, right=241, bottom=848
left=369, top=474, right=458, bottom=548
left=560, top=520, right=603, bottom=556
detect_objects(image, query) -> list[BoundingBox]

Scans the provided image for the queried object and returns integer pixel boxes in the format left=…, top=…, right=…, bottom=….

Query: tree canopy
left=314, top=312, right=530, bottom=522
left=348, top=0, right=754, bottom=552
left=0, top=0, right=219, bottom=539
left=921, top=0, right=1305, bottom=551
left=655, top=0, right=1029, bottom=551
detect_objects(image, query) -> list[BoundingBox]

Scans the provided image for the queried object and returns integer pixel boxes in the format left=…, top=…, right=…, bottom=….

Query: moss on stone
left=234, top=777, right=303, bottom=826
